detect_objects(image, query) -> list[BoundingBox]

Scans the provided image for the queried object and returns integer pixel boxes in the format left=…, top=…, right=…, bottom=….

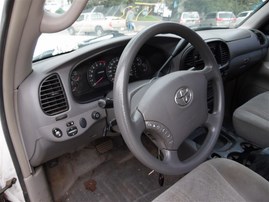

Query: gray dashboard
left=18, top=28, right=268, bottom=167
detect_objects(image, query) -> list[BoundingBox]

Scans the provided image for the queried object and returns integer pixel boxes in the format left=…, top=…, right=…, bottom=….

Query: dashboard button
left=52, top=128, right=62, bottom=138
left=145, top=121, right=174, bottom=148
left=92, top=111, right=101, bottom=120
left=79, top=118, right=87, bottom=128
left=66, top=121, right=74, bottom=127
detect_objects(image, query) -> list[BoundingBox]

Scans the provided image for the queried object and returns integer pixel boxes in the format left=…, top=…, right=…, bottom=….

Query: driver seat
left=153, top=158, right=269, bottom=201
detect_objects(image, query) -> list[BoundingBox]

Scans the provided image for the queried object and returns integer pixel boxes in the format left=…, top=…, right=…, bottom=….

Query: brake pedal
left=95, top=138, right=113, bottom=154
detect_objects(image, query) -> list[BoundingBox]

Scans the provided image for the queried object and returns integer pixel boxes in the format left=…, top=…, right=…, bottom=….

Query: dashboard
left=70, top=45, right=167, bottom=103
left=18, top=28, right=269, bottom=167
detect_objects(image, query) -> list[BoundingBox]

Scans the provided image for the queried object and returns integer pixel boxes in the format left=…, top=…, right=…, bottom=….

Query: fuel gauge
left=71, top=70, right=81, bottom=81
left=70, top=71, right=81, bottom=94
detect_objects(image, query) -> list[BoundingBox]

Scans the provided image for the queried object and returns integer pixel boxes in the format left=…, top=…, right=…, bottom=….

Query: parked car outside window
left=235, top=10, right=253, bottom=26
left=201, top=11, right=236, bottom=28
left=68, top=12, right=126, bottom=36
left=179, top=11, right=200, bottom=27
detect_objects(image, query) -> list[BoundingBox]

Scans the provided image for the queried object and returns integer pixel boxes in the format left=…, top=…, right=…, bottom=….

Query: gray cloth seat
left=233, top=92, right=269, bottom=147
left=153, top=158, right=269, bottom=202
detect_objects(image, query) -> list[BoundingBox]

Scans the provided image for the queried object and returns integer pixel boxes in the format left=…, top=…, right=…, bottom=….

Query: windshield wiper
left=78, top=31, right=124, bottom=48
left=33, top=49, right=75, bottom=62
left=192, top=26, right=230, bottom=31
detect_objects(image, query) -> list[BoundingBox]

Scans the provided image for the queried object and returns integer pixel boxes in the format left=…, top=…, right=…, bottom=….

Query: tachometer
left=132, top=56, right=150, bottom=79
left=87, top=61, right=109, bottom=88
left=106, top=57, right=143, bottom=82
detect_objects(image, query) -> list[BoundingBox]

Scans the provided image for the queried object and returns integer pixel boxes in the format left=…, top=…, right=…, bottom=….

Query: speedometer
left=87, top=61, right=109, bottom=88
left=106, top=57, right=119, bottom=82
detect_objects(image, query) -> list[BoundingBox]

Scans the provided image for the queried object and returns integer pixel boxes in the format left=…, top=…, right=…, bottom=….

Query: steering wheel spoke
left=202, top=65, right=215, bottom=81
left=131, top=109, right=146, bottom=137
left=162, top=149, right=181, bottom=166
left=205, top=113, right=220, bottom=134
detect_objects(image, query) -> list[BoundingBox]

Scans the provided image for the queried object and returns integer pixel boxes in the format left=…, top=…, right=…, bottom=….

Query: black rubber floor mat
left=63, top=157, right=181, bottom=202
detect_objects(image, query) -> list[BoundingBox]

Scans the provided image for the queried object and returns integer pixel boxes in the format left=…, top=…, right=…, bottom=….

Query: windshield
left=34, top=0, right=266, bottom=61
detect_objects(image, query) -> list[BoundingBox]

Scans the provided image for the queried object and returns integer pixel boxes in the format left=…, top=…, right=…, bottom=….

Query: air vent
left=219, top=43, right=230, bottom=65
left=39, top=74, right=69, bottom=116
left=256, top=32, right=266, bottom=45
left=183, top=50, right=195, bottom=69
left=207, top=81, right=214, bottom=113
left=183, top=41, right=229, bottom=70
left=251, top=29, right=266, bottom=45
left=183, top=49, right=204, bottom=70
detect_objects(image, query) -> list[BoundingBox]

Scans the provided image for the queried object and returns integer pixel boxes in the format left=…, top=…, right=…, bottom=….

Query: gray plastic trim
left=40, top=0, right=88, bottom=33
left=18, top=62, right=107, bottom=166
left=24, top=166, right=52, bottom=201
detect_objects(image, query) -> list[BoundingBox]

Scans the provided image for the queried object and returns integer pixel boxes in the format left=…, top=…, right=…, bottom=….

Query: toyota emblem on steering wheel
left=175, top=87, right=193, bottom=106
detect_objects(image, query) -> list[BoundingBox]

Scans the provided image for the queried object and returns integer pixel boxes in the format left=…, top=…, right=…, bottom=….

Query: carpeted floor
left=63, top=151, right=181, bottom=202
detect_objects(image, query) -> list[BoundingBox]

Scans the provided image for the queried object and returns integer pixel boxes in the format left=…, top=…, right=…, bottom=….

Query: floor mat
left=63, top=154, right=181, bottom=202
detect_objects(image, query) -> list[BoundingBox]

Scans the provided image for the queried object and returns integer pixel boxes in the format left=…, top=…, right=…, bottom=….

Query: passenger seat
left=233, top=92, right=269, bottom=147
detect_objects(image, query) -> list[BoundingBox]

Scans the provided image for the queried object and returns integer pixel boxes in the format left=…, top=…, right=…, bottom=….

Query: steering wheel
left=113, top=23, right=224, bottom=175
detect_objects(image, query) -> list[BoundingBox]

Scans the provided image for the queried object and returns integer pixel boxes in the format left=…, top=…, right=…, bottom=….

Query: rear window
left=237, top=12, right=248, bottom=17
left=206, top=13, right=216, bottom=19
left=219, top=13, right=234, bottom=18
left=182, top=12, right=199, bottom=19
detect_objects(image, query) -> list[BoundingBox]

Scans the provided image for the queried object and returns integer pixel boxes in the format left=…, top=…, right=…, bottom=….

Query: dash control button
left=66, top=121, right=74, bottom=127
left=145, top=121, right=174, bottom=147
left=52, top=128, right=62, bottom=138
left=92, top=111, right=101, bottom=120
left=67, top=126, right=78, bottom=136
left=80, top=118, right=87, bottom=128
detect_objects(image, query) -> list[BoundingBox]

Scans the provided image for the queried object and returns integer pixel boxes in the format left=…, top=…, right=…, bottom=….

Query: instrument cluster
left=70, top=50, right=155, bottom=103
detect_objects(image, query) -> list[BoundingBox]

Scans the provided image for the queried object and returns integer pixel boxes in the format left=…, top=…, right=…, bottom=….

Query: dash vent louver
left=219, top=43, right=230, bottom=65
left=183, top=41, right=230, bottom=69
left=183, top=50, right=195, bottom=69
left=256, top=32, right=266, bottom=45
left=39, top=74, right=69, bottom=116
left=251, top=29, right=266, bottom=45
left=183, top=50, right=204, bottom=70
